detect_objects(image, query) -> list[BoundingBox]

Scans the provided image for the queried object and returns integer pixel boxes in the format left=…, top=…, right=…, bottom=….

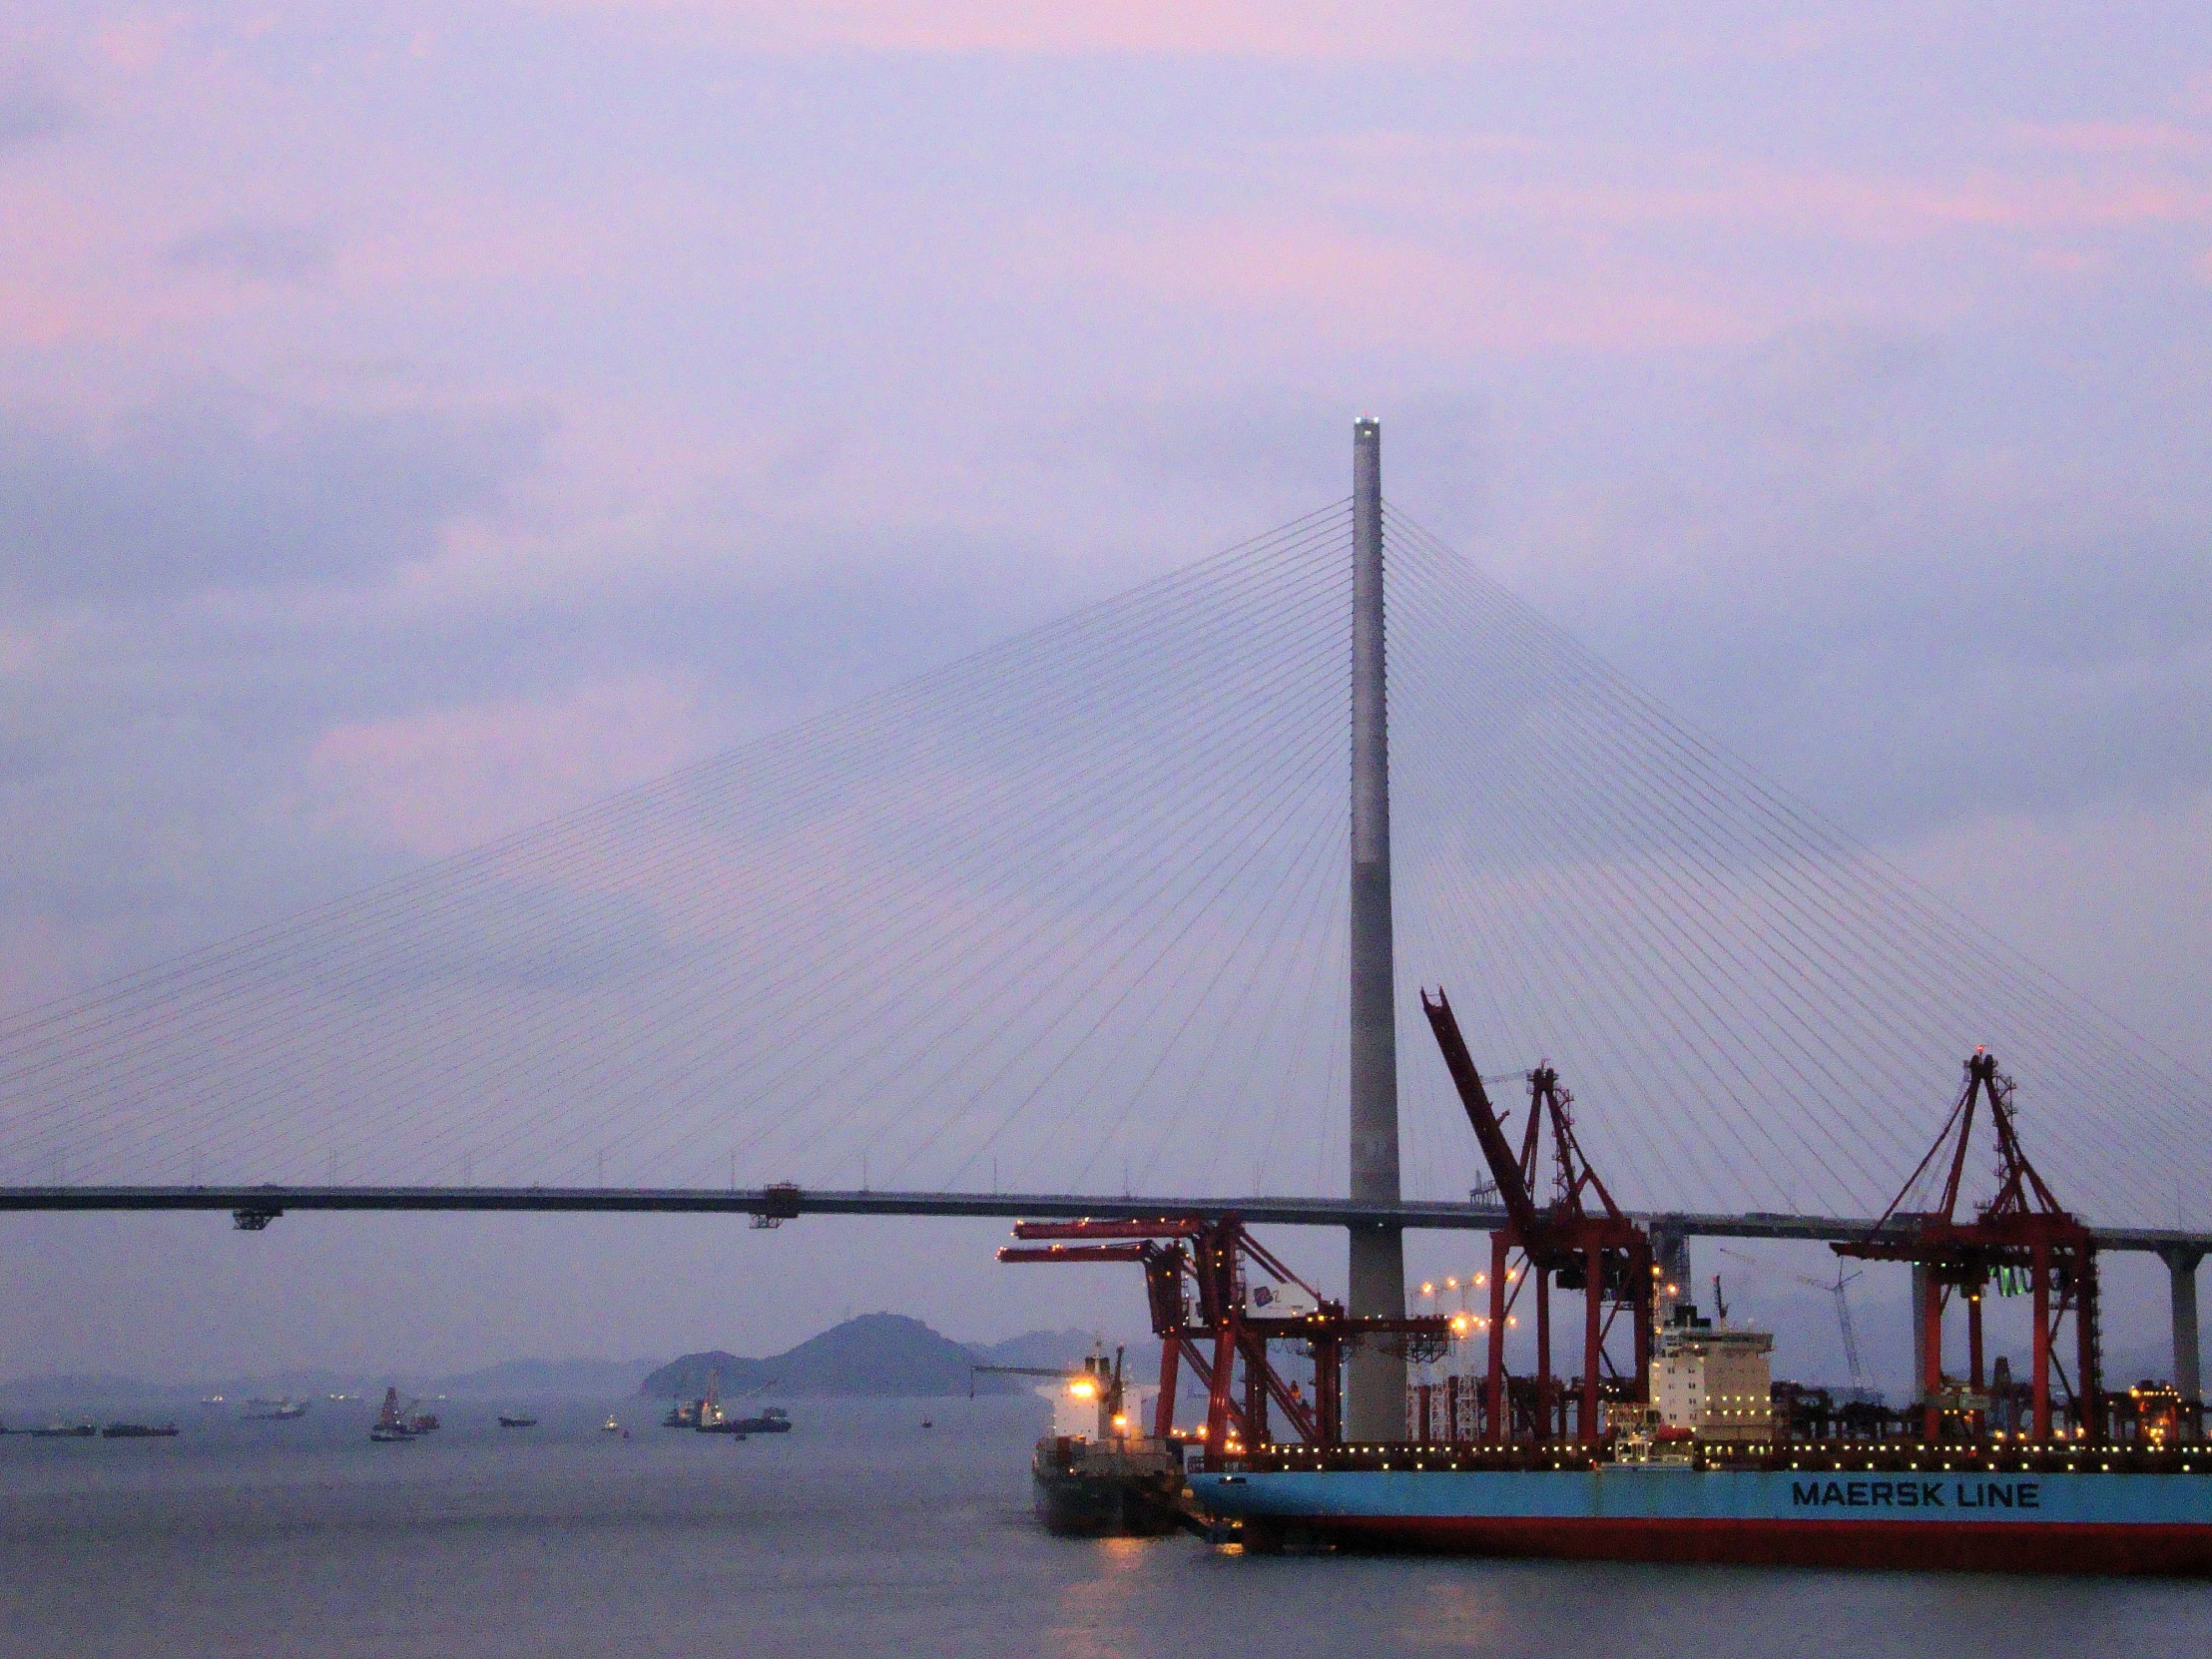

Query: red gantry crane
left=998, top=1214, right=1448, bottom=1465
left=1835, top=1049, right=2102, bottom=1443
left=1421, top=987, right=1655, bottom=1446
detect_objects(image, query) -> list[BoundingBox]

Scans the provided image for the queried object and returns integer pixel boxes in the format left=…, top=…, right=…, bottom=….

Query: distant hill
left=970, top=1330, right=1100, bottom=1371
left=0, top=1373, right=152, bottom=1408
left=644, top=1313, right=1047, bottom=1398
left=970, top=1331, right=1193, bottom=1395
left=436, top=1357, right=659, bottom=1396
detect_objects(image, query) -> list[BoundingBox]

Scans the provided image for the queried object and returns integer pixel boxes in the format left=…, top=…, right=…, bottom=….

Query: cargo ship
left=1020, top=1349, right=1186, bottom=1537
left=1180, top=1284, right=2212, bottom=1574
left=1184, top=1290, right=2212, bottom=1573
left=1188, top=1441, right=2212, bottom=1574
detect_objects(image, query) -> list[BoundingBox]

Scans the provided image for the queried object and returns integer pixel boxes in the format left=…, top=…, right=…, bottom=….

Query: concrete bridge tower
left=1346, top=417, right=1407, bottom=1439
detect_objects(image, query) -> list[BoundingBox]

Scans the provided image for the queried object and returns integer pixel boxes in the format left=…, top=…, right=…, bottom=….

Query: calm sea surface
left=3, top=1393, right=2209, bottom=1658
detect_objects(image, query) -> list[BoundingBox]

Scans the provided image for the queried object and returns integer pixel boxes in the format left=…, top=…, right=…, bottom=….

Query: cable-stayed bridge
left=4, top=425, right=2209, bottom=1402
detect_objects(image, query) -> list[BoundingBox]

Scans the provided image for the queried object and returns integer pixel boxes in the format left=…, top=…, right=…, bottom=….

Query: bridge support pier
left=1650, top=1225, right=1689, bottom=1325
left=1345, top=414, right=1406, bottom=1443
left=2161, top=1245, right=2205, bottom=1435
left=1911, top=1262, right=1931, bottom=1422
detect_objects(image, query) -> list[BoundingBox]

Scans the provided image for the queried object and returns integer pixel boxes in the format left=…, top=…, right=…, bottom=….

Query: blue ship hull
left=1188, top=1464, right=2212, bottom=1574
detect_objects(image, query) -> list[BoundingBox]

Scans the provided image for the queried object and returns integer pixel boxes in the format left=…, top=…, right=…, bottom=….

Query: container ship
left=999, top=991, right=2212, bottom=1574
left=1187, top=1392, right=2212, bottom=1574
left=1187, top=1447, right=2212, bottom=1573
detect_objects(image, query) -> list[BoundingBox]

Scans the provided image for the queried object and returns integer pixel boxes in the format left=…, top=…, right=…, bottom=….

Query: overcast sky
left=2, top=1, right=2208, bottom=1386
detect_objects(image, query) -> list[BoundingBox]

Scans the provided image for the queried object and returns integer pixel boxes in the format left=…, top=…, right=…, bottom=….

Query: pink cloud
left=2006, top=121, right=2209, bottom=157
left=532, top=0, right=1510, bottom=60
left=306, top=679, right=720, bottom=857
left=1055, top=215, right=1765, bottom=351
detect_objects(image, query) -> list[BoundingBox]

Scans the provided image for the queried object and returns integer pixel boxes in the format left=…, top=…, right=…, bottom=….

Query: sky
left=1, top=0, right=2209, bottom=1388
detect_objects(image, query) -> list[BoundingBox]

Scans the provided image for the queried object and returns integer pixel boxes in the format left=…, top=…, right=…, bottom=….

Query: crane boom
left=1419, top=988, right=1536, bottom=1229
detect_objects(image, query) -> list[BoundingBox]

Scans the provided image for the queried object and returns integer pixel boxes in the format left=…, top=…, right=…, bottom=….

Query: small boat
left=498, top=1412, right=539, bottom=1428
left=27, top=1421, right=96, bottom=1438
left=242, top=1397, right=309, bottom=1421
left=101, top=1422, right=180, bottom=1438
left=602, top=1414, right=621, bottom=1433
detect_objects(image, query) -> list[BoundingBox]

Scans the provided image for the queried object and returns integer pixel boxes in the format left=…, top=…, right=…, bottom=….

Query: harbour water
left=3, top=1394, right=2209, bottom=1657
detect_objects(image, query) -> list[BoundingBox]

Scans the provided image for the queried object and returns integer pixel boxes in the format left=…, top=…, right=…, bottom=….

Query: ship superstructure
left=1650, top=1305, right=1774, bottom=1445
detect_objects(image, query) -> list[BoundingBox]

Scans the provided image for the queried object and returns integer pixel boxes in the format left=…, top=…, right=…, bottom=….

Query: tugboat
left=1028, top=1350, right=1185, bottom=1538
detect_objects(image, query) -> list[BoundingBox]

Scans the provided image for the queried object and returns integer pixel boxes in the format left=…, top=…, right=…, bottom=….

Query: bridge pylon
left=1346, top=414, right=1407, bottom=1440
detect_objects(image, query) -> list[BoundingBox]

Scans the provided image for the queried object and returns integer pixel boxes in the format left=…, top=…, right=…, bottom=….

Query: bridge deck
left=0, top=1185, right=2201, bottom=1254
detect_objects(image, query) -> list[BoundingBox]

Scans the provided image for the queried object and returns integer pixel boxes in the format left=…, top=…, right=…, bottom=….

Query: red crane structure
left=1835, top=1049, right=2102, bottom=1444
left=998, top=1215, right=1448, bottom=1466
left=1420, top=987, right=1654, bottom=1446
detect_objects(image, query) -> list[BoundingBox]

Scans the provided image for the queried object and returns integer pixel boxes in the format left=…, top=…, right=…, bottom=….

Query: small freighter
left=1026, top=1350, right=1184, bottom=1537
left=1003, top=993, right=2212, bottom=1575
left=101, top=1422, right=180, bottom=1438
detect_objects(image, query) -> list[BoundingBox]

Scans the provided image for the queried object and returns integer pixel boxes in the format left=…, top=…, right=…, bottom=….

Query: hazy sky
left=2, top=1, right=2208, bottom=1386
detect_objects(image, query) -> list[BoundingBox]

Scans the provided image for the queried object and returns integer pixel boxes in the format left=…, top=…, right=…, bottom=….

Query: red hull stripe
left=1318, top=1516, right=2212, bottom=1576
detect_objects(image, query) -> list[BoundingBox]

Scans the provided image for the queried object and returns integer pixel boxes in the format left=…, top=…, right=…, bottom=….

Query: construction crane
left=1719, top=1246, right=1867, bottom=1391
left=1420, top=987, right=1654, bottom=1447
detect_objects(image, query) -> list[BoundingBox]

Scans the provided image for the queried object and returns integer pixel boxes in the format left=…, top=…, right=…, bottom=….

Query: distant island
left=641, top=1314, right=1102, bottom=1399
left=0, top=1320, right=1129, bottom=1407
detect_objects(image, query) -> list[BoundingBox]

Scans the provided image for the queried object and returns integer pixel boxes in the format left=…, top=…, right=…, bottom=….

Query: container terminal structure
left=1014, top=997, right=2212, bottom=1574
